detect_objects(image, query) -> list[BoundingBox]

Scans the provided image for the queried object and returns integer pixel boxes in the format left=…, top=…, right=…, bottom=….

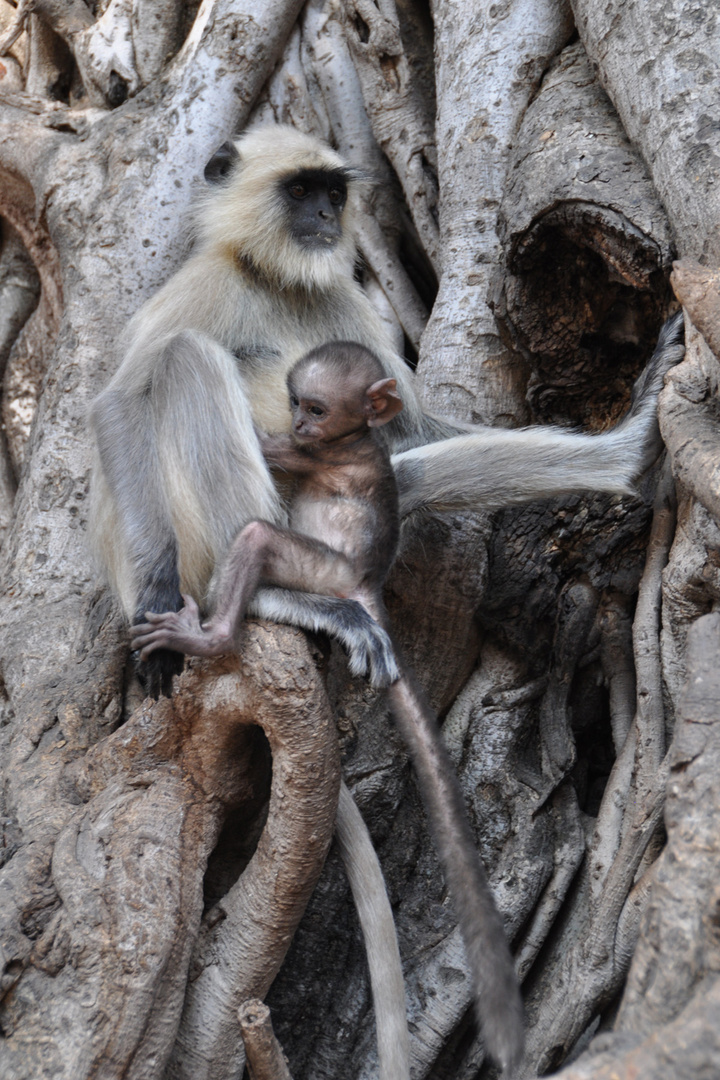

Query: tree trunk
left=1, top=1, right=720, bottom=1078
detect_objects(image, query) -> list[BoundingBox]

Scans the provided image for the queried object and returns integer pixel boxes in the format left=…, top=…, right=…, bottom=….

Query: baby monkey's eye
left=290, top=394, right=299, bottom=408
left=308, top=405, right=325, bottom=417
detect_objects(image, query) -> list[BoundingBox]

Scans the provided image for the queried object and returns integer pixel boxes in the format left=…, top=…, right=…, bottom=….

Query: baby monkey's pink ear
left=365, top=378, right=404, bottom=427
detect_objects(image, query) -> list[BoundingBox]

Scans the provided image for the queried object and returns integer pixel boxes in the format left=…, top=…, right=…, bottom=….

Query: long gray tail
left=393, top=313, right=684, bottom=516
left=335, top=782, right=411, bottom=1080
left=387, top=670, right=525, bottom=1073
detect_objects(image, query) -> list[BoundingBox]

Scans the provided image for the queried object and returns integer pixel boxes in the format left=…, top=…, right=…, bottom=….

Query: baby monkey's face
left=287, top=362, right=370, bottom=446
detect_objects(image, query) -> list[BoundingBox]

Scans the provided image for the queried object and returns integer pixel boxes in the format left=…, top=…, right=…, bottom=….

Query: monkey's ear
left=204, top=141, right=240, bottom=184
left=365, top=378, right=404, bottom=427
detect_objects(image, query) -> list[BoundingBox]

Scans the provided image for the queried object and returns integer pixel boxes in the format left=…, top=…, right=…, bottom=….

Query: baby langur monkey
left=132, top=341, right=525, bottom=1073
left=132, top=341, right=403, bottom=668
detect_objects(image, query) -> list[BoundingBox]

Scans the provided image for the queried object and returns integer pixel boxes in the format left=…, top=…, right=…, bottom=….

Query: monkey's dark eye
left=308, top=406, right=325, bottom=418
left=290, top=394, right=299, bottom=408
left=329, top=187, right=343, bottom=205
left=289, top=184, right=307, bottom=199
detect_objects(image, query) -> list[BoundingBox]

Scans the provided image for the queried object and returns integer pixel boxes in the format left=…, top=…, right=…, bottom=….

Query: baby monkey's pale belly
left=290, top=495, right=377, bottom=566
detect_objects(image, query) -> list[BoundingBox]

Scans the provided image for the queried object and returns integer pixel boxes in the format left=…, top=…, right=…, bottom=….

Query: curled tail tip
left=648, top=314, right=685, bottom=379
left=626, top=316, right=685, bottom=420
left=648, top=311, right=684, bottom=369
left=650, top=316, right=685, bottom=371
left=661, top=309, right=684, bottom=346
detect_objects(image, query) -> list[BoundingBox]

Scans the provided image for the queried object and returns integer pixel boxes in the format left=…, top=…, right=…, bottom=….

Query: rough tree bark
left=1, top=1, right=719, bottom=1079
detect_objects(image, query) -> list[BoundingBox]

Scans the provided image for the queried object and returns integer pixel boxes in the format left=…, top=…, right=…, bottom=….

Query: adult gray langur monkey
left=90, top=125, right=684, bottom=698
left=89, top=124, right=683, bottom=1078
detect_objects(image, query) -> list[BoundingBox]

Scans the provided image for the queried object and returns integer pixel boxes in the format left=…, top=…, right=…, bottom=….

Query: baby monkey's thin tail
left=388, top=667, right=525, bottom=1073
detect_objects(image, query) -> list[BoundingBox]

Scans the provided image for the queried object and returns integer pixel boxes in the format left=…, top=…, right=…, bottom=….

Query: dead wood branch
left=239, top=1000, right=295, bottom=1080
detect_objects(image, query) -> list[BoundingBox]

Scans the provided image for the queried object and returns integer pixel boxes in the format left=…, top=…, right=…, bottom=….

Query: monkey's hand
left=256, top=430, right=309, bottom=472
left=131, top=595, right=233, bottom=662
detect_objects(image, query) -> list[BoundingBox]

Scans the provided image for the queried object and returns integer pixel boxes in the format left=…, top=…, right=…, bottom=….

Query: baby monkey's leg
left=131, top=519, right=359, bottom=658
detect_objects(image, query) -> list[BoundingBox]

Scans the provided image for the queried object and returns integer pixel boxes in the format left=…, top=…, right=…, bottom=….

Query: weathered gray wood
left=340, top=0, right=440, bottom=272
left=0, top=630, right=336, bottom=1080
left=415, top=0, right=574, bottom=426
left=0, top=224, right=37, bottom=534
left=494, top=40, right=674, bottom=429
left=659, top=283, right=720, bottom=717
left=513, top=468, right=674, bottom=1076
left=550, top=613, right=720, bottom=1080
left=165, top=640, right=340, bottom=1080
left=572, top=0, right=720, bottom=263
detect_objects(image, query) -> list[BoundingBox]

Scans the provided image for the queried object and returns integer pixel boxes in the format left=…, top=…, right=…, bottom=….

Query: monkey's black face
left=281, top=169, right=347, bottom=250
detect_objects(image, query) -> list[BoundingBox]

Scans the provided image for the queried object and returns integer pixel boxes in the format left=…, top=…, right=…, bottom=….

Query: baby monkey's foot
left=131, top=595, right=232, bottom=659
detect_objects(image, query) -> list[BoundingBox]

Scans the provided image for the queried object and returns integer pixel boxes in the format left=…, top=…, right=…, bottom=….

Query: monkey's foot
left=131, top=595, right=232, bottom=659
